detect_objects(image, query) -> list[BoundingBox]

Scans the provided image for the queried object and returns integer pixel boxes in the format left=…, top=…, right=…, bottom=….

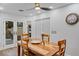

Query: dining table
left=17, top=39, right=59, bottom=56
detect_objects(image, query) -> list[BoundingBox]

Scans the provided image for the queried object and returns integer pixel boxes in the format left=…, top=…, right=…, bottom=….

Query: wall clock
left=66, top=13, right=79, bottom=25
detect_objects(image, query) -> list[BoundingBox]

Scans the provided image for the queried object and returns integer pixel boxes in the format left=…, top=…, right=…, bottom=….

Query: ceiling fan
left=27, top=3, right=52, bottom=11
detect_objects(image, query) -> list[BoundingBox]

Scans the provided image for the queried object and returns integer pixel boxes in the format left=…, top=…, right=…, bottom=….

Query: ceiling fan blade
left=26, top=3, right=52, bottom=11
left=40, top=7, right=51, bottom=11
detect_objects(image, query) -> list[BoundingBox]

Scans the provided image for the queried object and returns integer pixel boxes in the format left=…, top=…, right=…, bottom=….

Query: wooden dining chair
left=54, top=39, right=66, bottom=56
left=21, top=33, right=29, bottom=56
left=41, top=33, right=50, bottom=45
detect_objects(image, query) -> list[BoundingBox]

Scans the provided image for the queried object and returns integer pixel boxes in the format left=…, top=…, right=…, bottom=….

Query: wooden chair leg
left=22, top=47, right=24, bottom=56
left=17, top=44, right=20, bottom=56
left=22, top=49, right=29, bottom=56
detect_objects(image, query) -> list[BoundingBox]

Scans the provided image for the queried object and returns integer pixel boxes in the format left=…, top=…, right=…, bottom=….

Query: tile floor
left=0, top=47, right=17, bottom=56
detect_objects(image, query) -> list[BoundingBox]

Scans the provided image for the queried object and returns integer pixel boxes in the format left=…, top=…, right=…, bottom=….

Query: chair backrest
left=21, top=33, right=29, bottom=46
left=42, top=33, right=50, bottom=45
left=58, top=39, right=66, bottom=56
left=22, top=33, right=29, bottom=40
left=21, top=33, right=30, bottom=56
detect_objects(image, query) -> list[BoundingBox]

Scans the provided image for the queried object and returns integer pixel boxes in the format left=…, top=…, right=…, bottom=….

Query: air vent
left=18, top=9, right=24, bottom=12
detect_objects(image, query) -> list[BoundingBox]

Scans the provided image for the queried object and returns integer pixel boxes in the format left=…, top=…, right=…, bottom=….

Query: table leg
left=17, top=44, right=20, bottom=56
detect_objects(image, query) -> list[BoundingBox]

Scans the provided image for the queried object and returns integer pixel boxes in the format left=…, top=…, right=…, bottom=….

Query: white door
left=3, top=20, right=17, bottom=49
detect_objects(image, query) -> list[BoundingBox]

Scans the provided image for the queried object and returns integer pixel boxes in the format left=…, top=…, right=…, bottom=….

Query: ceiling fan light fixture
left=35, top=3, right=40, bottom=10
left=35, top=7, right=40, bottom=10
left=18, top=9, right=24, bottom=12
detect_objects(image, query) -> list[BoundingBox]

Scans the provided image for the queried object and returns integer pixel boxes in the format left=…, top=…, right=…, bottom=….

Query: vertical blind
left=31, top=17, right=50, bottom=39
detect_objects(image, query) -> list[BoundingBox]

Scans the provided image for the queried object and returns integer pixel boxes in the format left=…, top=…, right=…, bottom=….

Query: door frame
left=3, top=19, right=17, bottom=49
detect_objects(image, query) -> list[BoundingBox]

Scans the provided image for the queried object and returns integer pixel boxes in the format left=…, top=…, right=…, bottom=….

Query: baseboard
left=0, top=46, right=16, bottom=51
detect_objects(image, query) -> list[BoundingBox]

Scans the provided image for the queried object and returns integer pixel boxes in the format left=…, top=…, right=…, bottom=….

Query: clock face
left=66, top=13, right=79, bottom=25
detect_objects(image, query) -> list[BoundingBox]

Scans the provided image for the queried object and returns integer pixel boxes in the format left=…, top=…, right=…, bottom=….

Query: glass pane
left=6, top=21, right=13, bottom=45
left=17, top=22, right=23, bottom=41
left=28, top=25, right=31, bottom=37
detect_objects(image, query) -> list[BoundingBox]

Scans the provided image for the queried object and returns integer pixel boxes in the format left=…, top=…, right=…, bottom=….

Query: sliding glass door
left=3, top=20, right=17, bottom=49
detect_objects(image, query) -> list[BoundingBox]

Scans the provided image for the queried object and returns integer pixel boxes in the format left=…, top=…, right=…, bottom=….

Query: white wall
left=0, top=12, right=28, bottom=50
left=50, top=4, right=79, bottom=56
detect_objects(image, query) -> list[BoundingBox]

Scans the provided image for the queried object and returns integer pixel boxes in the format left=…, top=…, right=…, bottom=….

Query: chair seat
left=22, top=38, right=29, bottom=41
left=54, top=39, right=66, bottom=56
left=23, top=49, right=28, bottom=53
left=21, top=44, right=28, bottom=47
left=55, top=51, right=65, bottom=56
left=17, top=40, right=21, bottom=44
left=55, top=52, right=60, bottom=56
left=17, top=40, right=28, bottom=45
left=17, top=40, right=28, bottom=49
